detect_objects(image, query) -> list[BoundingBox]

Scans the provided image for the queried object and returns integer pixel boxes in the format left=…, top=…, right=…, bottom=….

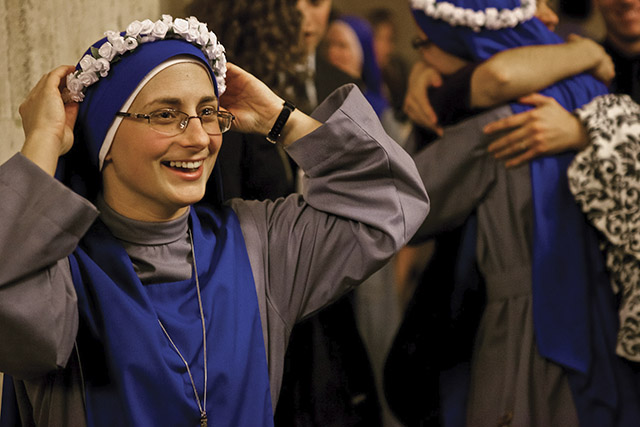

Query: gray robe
left=0, top=85, right=429, bottom=425
left=411, top=106, right=579, bottom=427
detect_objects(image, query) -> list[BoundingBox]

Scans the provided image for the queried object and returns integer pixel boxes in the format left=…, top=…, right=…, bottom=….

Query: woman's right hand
left=20, top=65, right=79, bottom=176
left=403, top=60, right=443, bottom=136
left=484, top=93, right=589, bottom=168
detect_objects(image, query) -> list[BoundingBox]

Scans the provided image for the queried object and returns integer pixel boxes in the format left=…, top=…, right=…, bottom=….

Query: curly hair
left=188, top=0, right=307, bottom=98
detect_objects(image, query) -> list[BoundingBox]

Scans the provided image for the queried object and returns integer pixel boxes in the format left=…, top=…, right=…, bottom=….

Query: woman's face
left=102, top=62, right=221, bottom=222
left=297, top=0, right=333, bottom=55
left=325, top=21, right=363, bottom=79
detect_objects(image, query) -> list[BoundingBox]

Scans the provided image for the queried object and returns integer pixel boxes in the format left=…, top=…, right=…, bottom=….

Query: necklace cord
left=157, top=229, right=208, bottom=419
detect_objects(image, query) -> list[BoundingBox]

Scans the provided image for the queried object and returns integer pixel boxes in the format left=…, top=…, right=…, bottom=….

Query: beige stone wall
left=0, top=0, right=192, bottom=165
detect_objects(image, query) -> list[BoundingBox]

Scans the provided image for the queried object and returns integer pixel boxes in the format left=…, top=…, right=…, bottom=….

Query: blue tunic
left=69, top=206, right=273, bottom=426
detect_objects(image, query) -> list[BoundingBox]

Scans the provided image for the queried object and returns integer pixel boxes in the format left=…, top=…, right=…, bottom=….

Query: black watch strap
left=266, top=100, right=296, bottom=144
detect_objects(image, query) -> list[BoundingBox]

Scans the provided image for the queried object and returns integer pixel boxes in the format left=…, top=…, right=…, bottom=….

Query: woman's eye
left=154, top=110, right=178, bottom=120
left=199, top=107, right=216, bottom=117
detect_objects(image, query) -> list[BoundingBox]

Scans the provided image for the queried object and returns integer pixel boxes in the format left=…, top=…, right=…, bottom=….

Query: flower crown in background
left=410, top=0, right=537, bottom=32
left=66, top=15, right=227, bottom=102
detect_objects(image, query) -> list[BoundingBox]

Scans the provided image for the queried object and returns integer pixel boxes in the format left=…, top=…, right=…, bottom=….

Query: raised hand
left=20, top=65, right=79, bottom=176
left=403, top=61, right=443, bottom=136
left=219, top=63, right=285, bottom=136
left=220, top=63, right=320, bottom=147
left=484, top=93, right=588, bottom=168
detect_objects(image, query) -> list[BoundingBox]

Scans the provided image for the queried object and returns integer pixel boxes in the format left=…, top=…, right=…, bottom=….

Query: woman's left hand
left=220, top=63, right=321, bottom=146
left=484, top=93, right=588, bottom=168
left=220, top=63, right=285, bottom=136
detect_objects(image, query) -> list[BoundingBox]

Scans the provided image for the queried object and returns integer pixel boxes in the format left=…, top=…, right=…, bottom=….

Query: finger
left=64, top=101, right=80, bottom=129
left=51, top=65, right=77, bottom=92
left=429, top=71, right=443, bottom=88
left=494, top=140, right=528, bottom=161
left=407, top=105, right=440, bottom=134
left=504, top=148, right=537, bottom=168
left=489, top=126, right=531, bottom=157
left=403, top=99, right=432, bottom=128
left=517, top=93, right=553, bottom=107
left=420, top=99, right=438, bottom=125
left=483, top=111, right=529, bottom=134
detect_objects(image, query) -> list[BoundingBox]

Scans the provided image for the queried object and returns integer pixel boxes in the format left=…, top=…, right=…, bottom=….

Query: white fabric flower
left=196, top=24, right=210, bottom=46
left=413, top=0, right=536, bottom=31
left=98, top=42, right=116, bottom=61
left=95, top=58, right=111, bottom=77
left=78, top=71, right=99, bottom=86
left=484, top=8, right=500, bottom=29
left=66, top=15, right=227, bottom=101
left=79, top=55, right=98, bottom=72
left=173, top=18, right=190, bottom=37
left=187, top=16, right=200, bottom=29
left=124, top=37, right=139, bottom=51
left=110, top=37, right=128, bottom=55
left=151, top=20, right=169, bottom=40
left=105, top=30, right=120, bottom=44
left=139, top=19, right=155, bottom=35
left=67, top=74, right=85, bottom=102
left=208, top=31, right=217, bottom=47
left=126, top=20, right=143, bottom=37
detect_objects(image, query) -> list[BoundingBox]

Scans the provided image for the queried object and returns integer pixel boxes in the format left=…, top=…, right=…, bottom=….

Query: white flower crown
left=66, top=15, right=227, bottom=102
left=410, top=0, right=537, bottom=32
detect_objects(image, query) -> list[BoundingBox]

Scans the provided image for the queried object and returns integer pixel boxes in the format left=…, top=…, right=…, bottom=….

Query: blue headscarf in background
left=411, top=1, right=640, bottom=425
left=336, top=15, right=390, bottom=117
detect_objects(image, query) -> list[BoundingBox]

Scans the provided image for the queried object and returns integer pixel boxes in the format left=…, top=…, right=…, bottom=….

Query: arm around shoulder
left=470, top=35, right=614, bottom=109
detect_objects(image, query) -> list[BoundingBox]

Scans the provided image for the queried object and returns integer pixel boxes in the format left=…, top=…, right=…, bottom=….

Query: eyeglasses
left=411, top=36, right=432, bottom=50
left=115, top=108, right=235, bottom=136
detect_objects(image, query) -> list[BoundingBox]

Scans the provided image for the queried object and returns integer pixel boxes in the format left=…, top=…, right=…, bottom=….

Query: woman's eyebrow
left=142, top=97, right=182, bottom=110
left=142, top=95, right=218, bottom=110
left=199, top=96, right=218, bottom=107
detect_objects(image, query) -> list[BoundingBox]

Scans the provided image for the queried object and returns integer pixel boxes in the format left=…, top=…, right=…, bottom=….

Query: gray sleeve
left=0, top=154, right=98, bottom=379
left=410, top=106, right=512, bottom=242
left=231, top=84, right=429, bottom=328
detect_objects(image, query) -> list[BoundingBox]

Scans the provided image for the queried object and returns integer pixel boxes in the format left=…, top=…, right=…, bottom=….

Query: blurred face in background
left=595, top=0, right=640, bottom=53
left=297, top=0, right=333, bottom=55
left=372, top=20, right=394, bottom=69
left=325, top=21, right=363, bottom=78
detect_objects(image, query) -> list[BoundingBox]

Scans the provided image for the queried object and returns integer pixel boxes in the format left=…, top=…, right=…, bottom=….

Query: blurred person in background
left=368, top=8, right=412, bottom=126
left=188, top=1, right=384, bottom=425
left=384, top=0, right=640, bottom=426
left=595, top=0, right=640, bottom=101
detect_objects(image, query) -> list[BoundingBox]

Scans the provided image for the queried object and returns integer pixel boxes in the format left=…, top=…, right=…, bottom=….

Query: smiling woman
left=0, top=14, right=428, bottom=427
left=104, top=62, right=222, bottom=221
